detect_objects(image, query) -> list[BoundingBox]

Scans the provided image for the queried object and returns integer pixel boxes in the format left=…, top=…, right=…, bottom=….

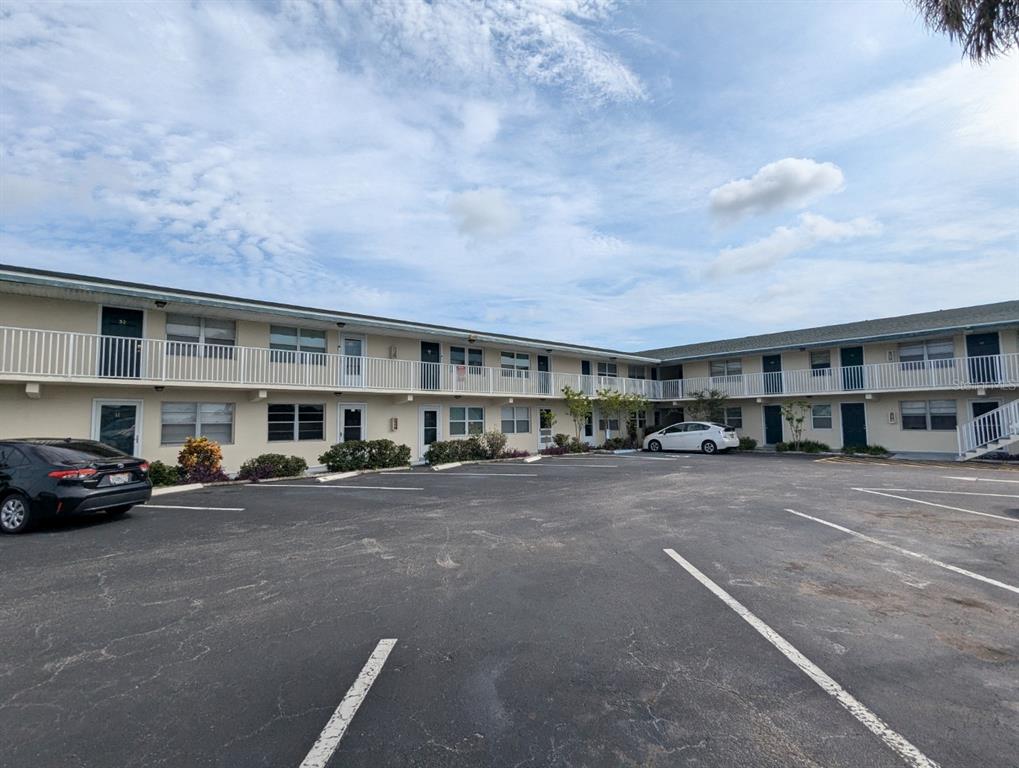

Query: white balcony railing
left=658, top=354, right=1019, bottom=400
left=0, top=326, right=658, bottom=399
left=2, top=325, right=1017, bottom=401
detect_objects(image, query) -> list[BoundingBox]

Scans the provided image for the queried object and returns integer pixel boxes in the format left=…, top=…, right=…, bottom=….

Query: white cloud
left=708, top=212, right=881, bottom=277
left=709, top=158, right=845, bottom=220
left=448, top=188, right=520, bottom=238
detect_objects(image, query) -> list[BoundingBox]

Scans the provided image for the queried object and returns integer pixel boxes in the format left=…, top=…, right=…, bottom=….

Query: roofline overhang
left=0, top=264, right=660, bottom=363
left=651, top=320, right=1018, bottom=364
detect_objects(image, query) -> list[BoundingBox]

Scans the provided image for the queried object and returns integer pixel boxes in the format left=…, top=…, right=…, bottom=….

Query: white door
left=91, top=399, right=144, bottom=456
left=419, top=405, right=441, bottom=460
left=538, top=408, right=554, bottom=450
left=341, top=336, right=365, bottom=387
left=682, top=423, right=710, bottom=450
left=659, top=424, right=685, bottom=450
left=339, top=404, right=366, bottom=442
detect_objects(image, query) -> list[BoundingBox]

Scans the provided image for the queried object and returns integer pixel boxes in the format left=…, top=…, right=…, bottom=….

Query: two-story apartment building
left=1, top=264, right=1017, bottom=468
left=0, top=266, right=659, bottom=469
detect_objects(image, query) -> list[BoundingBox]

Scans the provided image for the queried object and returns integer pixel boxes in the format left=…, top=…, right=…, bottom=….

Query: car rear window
left=32, top=442, right=129, bottom=464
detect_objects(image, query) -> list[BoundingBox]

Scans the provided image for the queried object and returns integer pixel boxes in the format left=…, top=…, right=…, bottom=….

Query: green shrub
left=424, top=437, right=486, bottom=464
left=480, top=430, right=508, bottom=459
left=738, top=436, right=758, bottom=451
left=842, top=444, right=889, bottom=456
left=567, top=437, right=589, bottom=453
left=319, top=439, right=412, bottom=471
left=776, top=440, right=830, bottom=453
left=238, top=453, right=308, bottom=480
left=147, top=460, right=181, bottom=487
left=601, top=437, right=632, bottom=450
left=552, top=433, right=571, bottom=448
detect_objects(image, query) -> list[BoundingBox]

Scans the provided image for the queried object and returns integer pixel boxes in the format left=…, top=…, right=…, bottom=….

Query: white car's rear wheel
left=701, top=440, right=717, bottom=455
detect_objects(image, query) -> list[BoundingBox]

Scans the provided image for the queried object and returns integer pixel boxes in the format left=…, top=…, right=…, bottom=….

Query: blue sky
left=1, top=0, right=1016, bottom=351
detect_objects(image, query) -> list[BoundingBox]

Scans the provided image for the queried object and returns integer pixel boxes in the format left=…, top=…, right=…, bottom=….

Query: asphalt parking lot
left=2, top=453, right=1017, bottom=767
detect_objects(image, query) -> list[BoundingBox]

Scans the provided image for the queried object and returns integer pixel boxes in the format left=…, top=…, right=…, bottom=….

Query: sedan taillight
left=139, top=462, right=149, bottom=472
left=48, top=468, right=98, bottom=480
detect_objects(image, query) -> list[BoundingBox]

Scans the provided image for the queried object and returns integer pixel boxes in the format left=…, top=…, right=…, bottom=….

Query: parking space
left=2, top=454, right=1017, bottom=767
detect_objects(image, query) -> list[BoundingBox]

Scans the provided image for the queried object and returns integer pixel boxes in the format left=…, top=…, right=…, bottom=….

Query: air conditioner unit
left=888, top=411, right=896, bottom=424
left=389, top=417, right=399, bottom=431
left=389, top=345, right=398, bottom=359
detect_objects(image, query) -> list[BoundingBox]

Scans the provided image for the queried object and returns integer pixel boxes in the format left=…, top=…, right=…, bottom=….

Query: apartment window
left=901, top=400, right=957, bottom=431
left=597, top=362, right=618, bottom=377
left=161, top=402, right=234, bottom=444
left=450, top=346, right=483, bottom=368
left=270, top=326, right=327, bottom=363
left=598, top=417, right=620, bottom=431
left=501, top=406, right=530, bottom=433
left=501, top=351, right=530, bottom=377
left=811, top=404, right=832, bottom=429
left=268, top=404, right=325, bottom=441
left=710, top=359, right=742, bottom=377
left=899, top=338, right=955, bottom=368
left=450, top=406, right=484, bottom=436
left=166, top=314, right=236, bottom=357
left=810, top=350, right=831, bottom=376
left=628, top=365, right=646, bottom=380
left=724, top=406, right=743, bottom=429
left=631, top=409, right=649, bottom=429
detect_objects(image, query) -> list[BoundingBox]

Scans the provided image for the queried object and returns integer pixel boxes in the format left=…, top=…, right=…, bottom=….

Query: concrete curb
left=151, top=483, right=204, bottom=496
left=523, top=455, right=542, bottom=463
left=431, top=462, right=462, bottom=472
left=316, top=470, right=362, bottom=483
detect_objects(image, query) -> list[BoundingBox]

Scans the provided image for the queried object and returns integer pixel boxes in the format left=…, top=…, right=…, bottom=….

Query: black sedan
left=0, top=439, right=152, bottom=534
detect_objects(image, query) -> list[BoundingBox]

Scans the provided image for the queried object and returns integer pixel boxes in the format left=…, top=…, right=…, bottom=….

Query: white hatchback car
left=643, top=421, right=740, bottom=454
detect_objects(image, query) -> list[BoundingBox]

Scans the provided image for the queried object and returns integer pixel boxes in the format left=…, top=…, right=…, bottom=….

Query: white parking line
left=663, top=548, right=940, bottom=768
left=253, top=484, right=424, bottom=491
left=784, top=508, right=1019, bottom=595
left=141, top=504, right=245, bottom=511
left=536, top=463, right=619, bottom=468
left=943, top=475, right=1019, bottom=484
left=381, top=471, right=538, bottom=477
left=870, top=488, right=1019, bottom=499
left=298, top=638, right=397, bottom=768
left=852, top=488, right=1017, bottom=523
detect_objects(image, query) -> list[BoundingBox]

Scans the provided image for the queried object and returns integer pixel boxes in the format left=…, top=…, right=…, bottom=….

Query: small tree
left=561, top=385, right=593, bottom=440
left=623, top=393, right=650, bottom=444
left=686, top=389, right=729, bottom=423
left=780, top=400, right=811, bottom=450
left=595, top=388, right=628, bottom=440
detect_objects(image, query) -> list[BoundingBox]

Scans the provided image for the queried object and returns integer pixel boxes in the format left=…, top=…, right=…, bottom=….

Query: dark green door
left=840, top=346, right=864, bottom=390
left=421, top=342, right=441, bottom=390
left=764, top=405, right=783, bottom=444
left=763, top=354, right=783, bottom=394
left=840, top=403, right=867, bottom=449
left=966, top=333, right=1000, bottom=384
left=537, top=355, right=550, bottom=394
left=101, top=307, right=144, bottom=378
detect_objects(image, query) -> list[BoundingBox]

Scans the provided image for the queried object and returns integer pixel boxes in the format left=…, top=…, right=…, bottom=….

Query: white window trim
left=448, top=404, right=485, bottom=438
left=811, top=403, right=833, bottom=430
left=501, top=405, right=531, bottom=434
left=160, top=401, right=235, bottom=445
left=268, top=403, right=327, bottom=442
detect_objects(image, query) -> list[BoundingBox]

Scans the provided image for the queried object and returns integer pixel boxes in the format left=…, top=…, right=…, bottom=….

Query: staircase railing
left=957, top=400, right=1019, bottom=457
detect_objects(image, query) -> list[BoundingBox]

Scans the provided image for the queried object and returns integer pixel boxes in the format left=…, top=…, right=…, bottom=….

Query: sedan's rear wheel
left=1, top=493, right=32, bottom=534
left=701, top=440, right=718, bottom=455
left=648, top=439, right=662, bottom=452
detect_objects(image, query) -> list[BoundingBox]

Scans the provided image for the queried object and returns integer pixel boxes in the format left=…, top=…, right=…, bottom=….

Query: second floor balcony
left=0, top=326, right=658, bottom=399
left=2, top=325, right=1017, bottom=402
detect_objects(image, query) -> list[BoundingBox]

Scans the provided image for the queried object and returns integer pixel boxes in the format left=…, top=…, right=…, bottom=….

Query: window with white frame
left=450, top=346, right=483, bottom=368
left=161, top=402, right=234, bottom=444
left=899, top=338, right=955, bottom=368
left=900, top=400, right=956, bottom=430
left=501, top=351, right=530, bottom=377
left=811, top=404, right=832, bottom=429
left=450, top=406, right=485, bottom=436
left=810, top=350, right=831, bottom=375
left=166, top=314, right=236, bottom=357
left=597, top=362, right=618, bottom=377
left=268, top=404, right=325, bottom=441
left=724, top=406, right=743, bottom=429
left=500, top=406, right=530, bottom=433
left=709, top=359, right=742, bottom=377
left=631, top=409, right=649, bottom=429
left=270, top=326, right=327, bottom=363
left=598, top=417, right=620, bottom=431
left=628, top=365, right=646, bottom=379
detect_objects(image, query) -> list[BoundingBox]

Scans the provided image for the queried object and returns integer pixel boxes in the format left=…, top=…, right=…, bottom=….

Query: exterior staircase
left=957, top=400, right=1019, bottom=461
